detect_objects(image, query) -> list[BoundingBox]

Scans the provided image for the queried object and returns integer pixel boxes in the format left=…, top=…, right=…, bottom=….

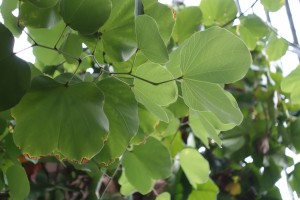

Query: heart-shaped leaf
left=11, top=75, right=109, bottom=162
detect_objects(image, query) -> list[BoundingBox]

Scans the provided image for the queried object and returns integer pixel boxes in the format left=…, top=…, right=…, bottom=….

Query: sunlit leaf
left=239, top=14, right=269, bottom=50
left=261, top=0, right=285, bottom=12
left=0, top=0, right=22, bottom=36
left=281, top=65, right=300, bottom=104
left=156, top=192, right=171, bottom=200
left=122, top=137, right=172, bottom=194
left=93, top=78, right=138, bottom=164
left=119, top=171, right=136, bottom=196
left=60, top=0, right=112, bottom=34
left=6, top=165, right=30, bottom=200
left=180, top=27, right=251, bottom=84
left=200, top=0, right=237, bottom=26
left=11, top=75, right=109, bottom=161
left=135, top=15, right=169, bottom=64
left=266, top=33, right=288, bottom=61
left=133, top=63, right=178, bottom=122
left=142, top=0, right=175, bottom=43
left=188, top=179, right=219, bottom=200
left=172, top=7, right=202, bottom=44
left=179, top=148, right=210, bottom=188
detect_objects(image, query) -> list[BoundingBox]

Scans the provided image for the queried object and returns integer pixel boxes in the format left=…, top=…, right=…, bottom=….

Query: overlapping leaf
left=101, top=0, right=137, bottom=62
left=60, top=0, right=111, bottom=34
left=281, top=65, right=300, bottom=104
left=266, top=33, right=288, bottom=61
left=172, top=7, right=202, bottom=44
left=0, top=23, right=31, bottom=111
left=19, top=1, right=61, bottom=28
left=133, top=63, right=178, bottom=122
left=261, top=0, right=285, bottom=12
left=122, top=137, right=172, bottom=194
left=239, top=14, right=269, bottom=50
left=179, top=148, right=210, bottom=188
left=6, top=165, right=30, bottom=200
left=93, top=78, right=138, bottom=164
left=11, top=75, right=109, bottom=161
left=188, top=179, right=219, bottom=200
left=135, top=15, right=169, bottom=64
left=189, top=109, right=236, bottom=147
left=200, top=0, right=237, bottom=26
left=142, top=0, right=175, bottom=43
left=177, top=27, right=251, bottom=125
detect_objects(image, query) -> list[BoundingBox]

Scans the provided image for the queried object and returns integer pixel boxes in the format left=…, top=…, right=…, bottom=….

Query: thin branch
left=222, top=0, right=259, bottom=27
left=13, top=44, right=36, bottom=55
left=54, top=24, right=68, bottom=49
left=285, top=0, right=300, bottom=61
left=66, top=60, right=82, bottom=87
left=98, top=164, right=121, bottom=200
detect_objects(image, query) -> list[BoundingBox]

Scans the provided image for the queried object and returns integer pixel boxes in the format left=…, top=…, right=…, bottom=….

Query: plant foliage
left=0, top=0, right=299, bottom=199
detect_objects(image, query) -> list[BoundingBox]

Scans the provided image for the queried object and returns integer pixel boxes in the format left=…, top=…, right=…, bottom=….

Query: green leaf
left=180, top=27, right=251, bottom=84
left=261, top=0, right=285, bottom=12
left=281, top=65, right=300, bottom=104
left=27, top=0, right=59, bottom=8
left=0, top=23, right=31, bottom=111
left=122, top=137, right=172, bottom=194
left=135, top=15, right=169, bottom=64
left=190, top=109, right=236, bottom=147
left=119, top=171, right=136, bottom=196
left=0, top=23, right=14, bottom=59
left=101, top=0, right=137, bottom=62
left=133, top=63, right=178, bottom=122
left=60, top=33, right=82, bottom=63
left=182, top=80, right=243, bottom=125
left=93, top=78, right=138, bottom=164
left=11, top=75, right=109, bottom=162
left=266, top=33, right=288, bottom=61
left=188, top=179, right=219, bottom=200
left=179, top=148, right=210, bottom=188
left=28, top=21, right=66, bottom=66
left=239, top=14, right=269, bottom=50
left=142, top=0, right=175, bottom=43
left=290, top=163, right=300, bottom=197
left=200, top=0, right=237, bottom=26
left=6, top=165, right=30, bottom=200
left=0, top=0, right=22, bottom=36
left=178, top=27, right=250, bottom=125
left=290, top=117, right=300, bottom=152
left=172, top=7, right=202, bottom=44
left=19, top=1, right=61, bottom=28
left=156, top=192, right=171, bottom=200
left=60, top=0, right=112, bottom=34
